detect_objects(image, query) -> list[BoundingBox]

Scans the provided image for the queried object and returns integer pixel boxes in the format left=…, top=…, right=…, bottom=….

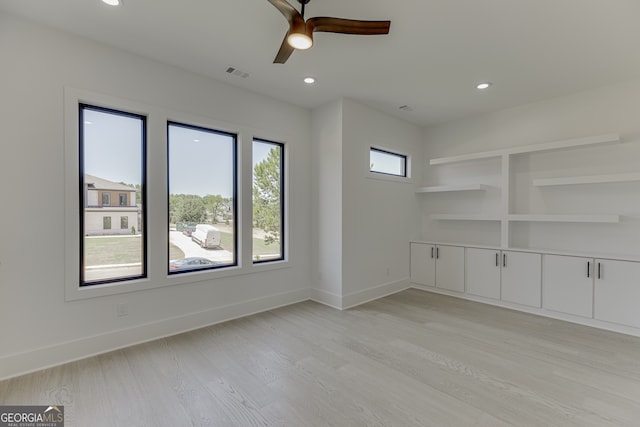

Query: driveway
left=169, top=230, right=233, bottom=262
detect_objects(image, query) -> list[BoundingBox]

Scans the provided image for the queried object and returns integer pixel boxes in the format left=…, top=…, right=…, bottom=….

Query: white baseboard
left=0, top=288, right=311, bottom=381
left=309, top=288, right=343, bottom=309
left=410, top=284, right=640, bottom=338
left=311, top=278, right=410, bottom=310
left=342, top=278, right=410, bottom=309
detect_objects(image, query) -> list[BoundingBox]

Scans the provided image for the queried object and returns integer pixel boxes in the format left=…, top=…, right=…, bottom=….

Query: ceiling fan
left=268, top=0, right=391, bottom=64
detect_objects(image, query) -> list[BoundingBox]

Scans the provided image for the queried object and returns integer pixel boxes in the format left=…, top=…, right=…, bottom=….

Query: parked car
left=182, top=225, right=196, bottom=236
left=169, top=257, right=218, bottom=271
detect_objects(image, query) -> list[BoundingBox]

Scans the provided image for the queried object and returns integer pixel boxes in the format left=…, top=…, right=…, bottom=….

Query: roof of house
left=85, top=174, right=137, bottom=192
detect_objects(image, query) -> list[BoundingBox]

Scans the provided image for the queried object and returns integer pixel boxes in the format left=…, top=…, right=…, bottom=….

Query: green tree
left=203, top=194, right=229, bottom=224
left=171, top=194, right=206, bottom=223
left=253, top=147, right=281, bottom=245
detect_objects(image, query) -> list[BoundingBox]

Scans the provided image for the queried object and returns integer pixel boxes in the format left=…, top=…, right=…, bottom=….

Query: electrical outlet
left=117, top=302, right=129, bottom=317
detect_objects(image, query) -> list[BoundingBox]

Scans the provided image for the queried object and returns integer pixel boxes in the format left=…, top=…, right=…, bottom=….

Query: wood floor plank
left=3, top=289, right=640, bottom=426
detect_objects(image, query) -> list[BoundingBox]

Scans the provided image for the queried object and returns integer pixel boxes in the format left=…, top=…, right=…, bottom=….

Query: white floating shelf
left=430, top=133, right=620, bottom=165
left=533, top=173, right=640, bottom=187
left=507, top=214, right=620, bottom=223
left=430, top=214, right=502, bottom=221
left=416, top=184, right=489, bottom=193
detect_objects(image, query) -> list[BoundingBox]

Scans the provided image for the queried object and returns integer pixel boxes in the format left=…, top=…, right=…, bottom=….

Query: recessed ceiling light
left=102, top=0, right=121, bottom=6
left=476, top=82, right=492, bottom=90
left=303, top=76, right=316, bottom=84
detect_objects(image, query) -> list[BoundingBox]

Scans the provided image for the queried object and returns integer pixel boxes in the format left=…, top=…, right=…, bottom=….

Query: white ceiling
left=2, top=0, right=640, bottom=127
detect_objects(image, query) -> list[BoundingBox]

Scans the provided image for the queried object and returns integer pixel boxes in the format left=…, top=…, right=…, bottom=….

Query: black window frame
left=369, top=147, right=408, bottom=178
left=79, top=103, right=147, bottom=287
left=166, top=121, right=238, bottom=275
left=120, top=216, right=128, bottom=230
left=252, top=138, right=285, bottom=264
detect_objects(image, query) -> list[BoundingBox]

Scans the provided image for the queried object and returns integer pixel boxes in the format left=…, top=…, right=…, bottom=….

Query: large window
left=168, top=122, right=237, bottom=274
left=253, top=139, right=285, bottom=263
left=369, top=147, right=407, bottom=177
left=80, top=104, right=146, bottom=286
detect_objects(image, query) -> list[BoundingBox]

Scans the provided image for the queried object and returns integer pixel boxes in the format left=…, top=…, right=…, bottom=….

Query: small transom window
left=369, top=147, right=407, bottom=177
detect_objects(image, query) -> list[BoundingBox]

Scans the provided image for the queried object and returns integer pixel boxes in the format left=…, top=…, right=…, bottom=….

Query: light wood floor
left=3, top=289, right=640, bottom=426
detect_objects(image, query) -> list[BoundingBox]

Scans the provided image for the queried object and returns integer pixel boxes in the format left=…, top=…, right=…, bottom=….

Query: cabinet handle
left=598, top=262, right=602, bottom=279
left=495, top=253, right=499, bottom=267
left=431, top=247, right=434, bottom=259
left=503, top=253, right=506, bottom=268
left=587, top=261, right=590, bottom=278
left=436, top=247, right=439, bottom=259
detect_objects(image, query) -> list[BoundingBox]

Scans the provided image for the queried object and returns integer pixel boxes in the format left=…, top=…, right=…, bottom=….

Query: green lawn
left=84, top=235, right=185, bottom=266
left=219, top=231, right=281, bottom=259
left=85, top=232, right=276, bottom=266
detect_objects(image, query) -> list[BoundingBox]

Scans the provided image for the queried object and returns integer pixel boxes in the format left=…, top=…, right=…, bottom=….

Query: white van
left=191, top=224, right=221, bottom=249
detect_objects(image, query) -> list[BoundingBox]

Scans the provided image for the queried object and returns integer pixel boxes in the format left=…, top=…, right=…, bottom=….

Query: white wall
left=0, top=13, right=312, bottom=380
left=422, top=78, right=640, bottom=256
left=341, top=99, right=422, bottom=306
left=310, top=100, right=343, bottom=307
left=311, top=98, right=423, bottom=308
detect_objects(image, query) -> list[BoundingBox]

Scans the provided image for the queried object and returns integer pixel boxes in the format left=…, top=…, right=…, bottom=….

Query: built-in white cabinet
left=465, top=248, right=543, bottom=306
left=465, top=248, right=501, bottom=299
left=410, top=243, right=435, bottom=287
left=500, top=251, right=542, bottom=308
left=435, top=245, right=465, bottom=292
left=410, top=243, right=464, bottom=292
left=542, top=255, right=593, bottom=318
left=410, top=241, right=640, bottom=336
left=594, top=259, right=640, bottom=329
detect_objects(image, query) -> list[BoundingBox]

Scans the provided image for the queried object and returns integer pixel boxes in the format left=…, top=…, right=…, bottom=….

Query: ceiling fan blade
left=307, top=17, right=391, bottom=35
left=267, top=0, right=304, bottom=27
left=273, top=32, right=296, bottom=63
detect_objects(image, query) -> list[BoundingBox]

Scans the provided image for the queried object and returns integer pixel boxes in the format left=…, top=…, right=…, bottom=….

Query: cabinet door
left=594, top=259, right=640, bottom=328
left=465, top=248, right=501, bottom=299
left=435, top=245, right=465, bottom=292
left=501, top=251, right=541, bottom=307
left=410, top=243, right=435, bottom=287
left=542, top=255, right=593, bottom=318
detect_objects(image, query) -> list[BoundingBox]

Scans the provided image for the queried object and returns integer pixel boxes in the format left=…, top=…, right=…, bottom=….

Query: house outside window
left=80, top=103, right=146, bottom=286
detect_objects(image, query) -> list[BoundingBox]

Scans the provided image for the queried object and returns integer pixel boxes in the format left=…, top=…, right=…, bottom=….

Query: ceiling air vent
left=225, top=66, right=250, bottom=79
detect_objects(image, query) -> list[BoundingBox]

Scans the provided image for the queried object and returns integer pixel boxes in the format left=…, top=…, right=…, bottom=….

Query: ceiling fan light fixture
left=287, top=33, right=313, bottom=50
